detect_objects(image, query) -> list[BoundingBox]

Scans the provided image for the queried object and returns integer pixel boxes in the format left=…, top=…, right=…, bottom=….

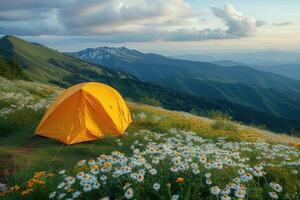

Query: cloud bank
left=0, top=1, right=265, bottom=42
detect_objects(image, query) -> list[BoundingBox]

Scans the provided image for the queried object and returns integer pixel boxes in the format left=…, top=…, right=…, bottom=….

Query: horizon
left=1, top=34, right=300, bottom=58
left=0, top=1, right=300, bottom=54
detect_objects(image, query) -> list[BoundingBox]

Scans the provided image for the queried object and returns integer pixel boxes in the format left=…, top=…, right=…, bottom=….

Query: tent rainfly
left=35, top=82, right=132, bottom=144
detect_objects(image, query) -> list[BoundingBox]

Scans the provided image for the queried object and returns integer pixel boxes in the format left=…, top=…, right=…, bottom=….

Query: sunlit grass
left=0, top=80, right=300, bottom=199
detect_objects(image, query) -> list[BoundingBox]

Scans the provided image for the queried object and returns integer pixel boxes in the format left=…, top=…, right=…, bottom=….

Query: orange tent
left=35, top=82, right=132, bottom=144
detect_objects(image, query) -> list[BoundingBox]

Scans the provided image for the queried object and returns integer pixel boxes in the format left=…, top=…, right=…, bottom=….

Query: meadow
left=0, top=77, right=300, bottom=200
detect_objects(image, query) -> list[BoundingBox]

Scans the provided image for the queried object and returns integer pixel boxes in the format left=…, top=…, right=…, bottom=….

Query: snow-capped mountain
left=69, top=47, right=145, bottom=64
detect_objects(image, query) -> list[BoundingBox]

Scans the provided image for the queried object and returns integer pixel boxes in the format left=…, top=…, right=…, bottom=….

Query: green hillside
left=0, top=36, right=300, bottom=134
left=157, top=78, right=300, bottom=121
left=0, top=35, right=128, bottom=86
left=0, top=78, right=299, bottom=199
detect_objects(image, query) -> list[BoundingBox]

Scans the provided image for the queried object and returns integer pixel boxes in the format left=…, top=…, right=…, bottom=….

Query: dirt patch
left=0, top=158, right=16, bottom=184
left=15, top=147, right=32, bottom=153
left=23, top=135, right=39, bottom=149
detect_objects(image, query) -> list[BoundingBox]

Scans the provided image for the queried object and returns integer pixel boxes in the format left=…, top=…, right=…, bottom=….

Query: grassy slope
left=0, top=36, right=122, bottom=86
left=0, top=78, right=300, bottom=199
left=0, top=78, right=299, bottom=173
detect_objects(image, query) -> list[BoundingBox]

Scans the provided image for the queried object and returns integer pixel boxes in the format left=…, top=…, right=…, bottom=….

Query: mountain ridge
left=69, top=46, right=300, bottom=121
left=69, top=46, right=300, bottom=93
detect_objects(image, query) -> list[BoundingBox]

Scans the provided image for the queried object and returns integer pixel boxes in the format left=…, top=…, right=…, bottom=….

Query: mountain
left=1, top=35, right=300, bottom=134
left=209, top=59, right=300, bottom=81
left=69, top=47, right=300, bottom=93
left=170, top=54, right=217, bottom=62
left=251, top=63, right=300, bottom=81
left=173, top=51, right=300, bottom=64
left=211, top=60, right=246, bottom=67
left=69, top=47, right=300, bottom=121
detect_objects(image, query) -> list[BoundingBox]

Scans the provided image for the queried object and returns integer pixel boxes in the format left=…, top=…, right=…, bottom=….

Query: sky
left=0, top=0, right=300, bottom=54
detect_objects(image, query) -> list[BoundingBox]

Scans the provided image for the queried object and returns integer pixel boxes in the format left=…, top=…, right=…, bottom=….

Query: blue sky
left=0, top=0, right=299, bottom=54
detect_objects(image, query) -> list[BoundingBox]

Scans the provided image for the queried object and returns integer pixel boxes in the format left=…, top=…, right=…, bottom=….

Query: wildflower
left=83, top=184, right=92, bottom=192
left=221, top=187, right=231, bottom=195
left=65, top=176, right=76, bottom=185
left=49, top=191, right=56, bottom=198
left=214, top=162, right=223, bottom=169
left=91, top=165, right=100, bottom=175
left=206, top=179, right=212, bottom=185
left=150, top=168, right=157, bottom=175
left=192, top=168, right=200, bottom=174
left=77, top=160, right=86, bottom=166
left=253, top=170, right=264, bottom=177
left=233, top=178, right=241, bottom=184
left=88, top=159, right=95, bottom=166
left=171, top=194, right=179, bottom=200
left=153, top=183, right=160, bottom=191
left=291, top=169, right=298, bottom=174
left=152, top=158, right=160, bottom=164
left=234, top=189, right=246, bottom=199
left=199, top=156, right=207, bottom=164
left=59, top=170, right=66, bottom=175
left=205, top=162, right=212, bottom=169
left=136, top=174, right=144, bottom=183
left=170, top=166, right=179, bottom=173
left=238, top=168, right=245, bottom=175
left=93, top=182, right=100, bottom=189
left=176, top=177, right=184, bottom=183
left=269, top=182, right=282, bottom=192
left=124, top=188, right=134, bottom=199
left=269, top=192, right=278, bottom=199
left=210, top=186, right=221, bottom=195
left=191, top=163, right=198, bottom=169
left=221, top=194, right=231, bottom=200
left=241, top=173, right=253, bottom=182
left=76, top=172, right=85, bottom=179
left=100, top=175, right=108, bottom=181
left=58, top=193, right=66, bottom=199
left=57, top=182, right=66, bottom=189
left=254, top=165, right=263, bottom=171
left=205, top=173, right=211, bottom=179
left=72, top=191, right=81, bottom=198
left=130, top=173, right=137, bottom=180
left=123, top=182, right=132, bottom=190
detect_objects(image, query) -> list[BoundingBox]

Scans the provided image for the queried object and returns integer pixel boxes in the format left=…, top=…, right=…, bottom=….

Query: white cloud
left=165, top=4, right=265, bottom=41
left=211, top=4, right=264, bottom=37
left=56, top=0, right=191, bottom=34
left=0, top=1, right=265, bottom=42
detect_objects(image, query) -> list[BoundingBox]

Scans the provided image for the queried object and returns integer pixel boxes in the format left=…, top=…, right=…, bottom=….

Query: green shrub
left=141, top=96, right=161, bottom=107
left=207, top=110, right=232, bottom=120
left=211, top=118, right=238, bottom=132
left=0, top=108, right=44, bottom=137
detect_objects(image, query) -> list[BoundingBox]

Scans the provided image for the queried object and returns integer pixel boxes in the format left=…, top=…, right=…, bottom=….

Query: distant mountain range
left=2, top=35, right=299, bottom=133
left=172, top=51, right=300, bottom=64
left=172, top=52, right=300, bottom=81
left=251, top=63, right=300, bottom=81
left=69, top=47, right=300, bottom=121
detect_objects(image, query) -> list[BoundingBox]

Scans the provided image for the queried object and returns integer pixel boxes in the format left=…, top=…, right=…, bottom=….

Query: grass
left=0, top=79, right=300, bottom=199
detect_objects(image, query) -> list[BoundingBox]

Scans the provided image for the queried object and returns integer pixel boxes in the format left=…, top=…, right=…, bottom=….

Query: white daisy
left=124, top=188, right=134, bottom=199
left=153, top=183, right=160, bottom=191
